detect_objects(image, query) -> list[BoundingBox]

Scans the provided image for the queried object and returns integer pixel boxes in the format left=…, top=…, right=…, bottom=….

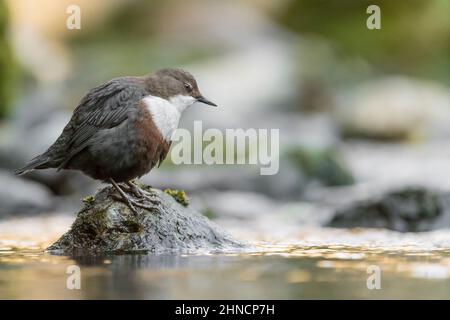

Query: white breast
left=142, top=94, right=196, bottom=141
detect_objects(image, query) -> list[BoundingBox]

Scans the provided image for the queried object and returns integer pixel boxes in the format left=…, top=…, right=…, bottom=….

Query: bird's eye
left=184, top=82, right=193, bottom=91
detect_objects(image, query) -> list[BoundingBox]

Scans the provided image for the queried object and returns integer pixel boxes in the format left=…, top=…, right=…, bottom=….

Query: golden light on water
left=1, top=214, right=450, bottom=298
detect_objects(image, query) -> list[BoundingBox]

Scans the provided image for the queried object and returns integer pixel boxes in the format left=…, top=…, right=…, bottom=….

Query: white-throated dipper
left=15, top=68, right=217, bottom=214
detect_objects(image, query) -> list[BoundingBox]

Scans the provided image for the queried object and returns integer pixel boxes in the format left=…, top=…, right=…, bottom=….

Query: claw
left=126, top=181, right=160, bottom=204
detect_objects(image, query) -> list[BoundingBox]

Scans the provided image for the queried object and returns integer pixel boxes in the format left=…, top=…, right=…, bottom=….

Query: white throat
left=143, top=94, right=196, bottom=141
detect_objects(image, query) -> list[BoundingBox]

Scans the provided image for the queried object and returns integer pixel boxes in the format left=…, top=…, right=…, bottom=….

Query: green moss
left=82, top=195, right=95, bottom=204
left=164, top=189, right=189, bottom=207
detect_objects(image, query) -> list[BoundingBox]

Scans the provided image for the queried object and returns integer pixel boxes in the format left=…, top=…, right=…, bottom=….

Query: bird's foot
left=109, top=178, right=157, bottom=215
left=125, top=181, right=160, bottom=205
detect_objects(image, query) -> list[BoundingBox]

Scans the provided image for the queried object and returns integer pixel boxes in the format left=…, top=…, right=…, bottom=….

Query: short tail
left=14, top=154, right=51, bottom=175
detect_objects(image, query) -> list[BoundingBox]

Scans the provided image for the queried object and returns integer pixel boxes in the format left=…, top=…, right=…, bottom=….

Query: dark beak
left=197, top=95, right=217, bottom=107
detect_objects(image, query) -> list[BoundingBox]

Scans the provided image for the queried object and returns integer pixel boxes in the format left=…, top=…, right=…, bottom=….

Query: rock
left=335, top=77, right=450, bottom=140
left=327, top=187, right=450, bottom=232
left=0, top=169, right=55, bottom=217
left=47, top=186, right=244, bottom=254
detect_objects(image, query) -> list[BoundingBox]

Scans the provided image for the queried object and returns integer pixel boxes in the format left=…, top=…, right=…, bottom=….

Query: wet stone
left=327, top=187, right=450, bottom=232
left=47, top=186, right=244, bottom=254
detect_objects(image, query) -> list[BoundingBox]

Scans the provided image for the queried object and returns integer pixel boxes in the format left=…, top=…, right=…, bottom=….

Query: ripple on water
left=1, top=214, right=450, bottom=298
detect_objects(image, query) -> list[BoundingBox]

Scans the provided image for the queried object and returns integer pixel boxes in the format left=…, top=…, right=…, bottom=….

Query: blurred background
left=0, top=0, right=450, bottom=299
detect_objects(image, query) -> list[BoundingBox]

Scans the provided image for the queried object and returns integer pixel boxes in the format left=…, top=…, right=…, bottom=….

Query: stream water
left=1, top=215, right=450, bottom=299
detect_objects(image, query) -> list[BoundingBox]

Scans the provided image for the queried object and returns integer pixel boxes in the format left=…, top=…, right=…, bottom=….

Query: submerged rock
left=327, top=187, right=450, bottom=232
left=47, top=186, right=244, bottom=254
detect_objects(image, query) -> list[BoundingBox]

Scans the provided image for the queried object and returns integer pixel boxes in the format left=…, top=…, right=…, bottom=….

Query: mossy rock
left=47, top=186, right=244, bottom=255
left=328, top=187, right=449, bottom=232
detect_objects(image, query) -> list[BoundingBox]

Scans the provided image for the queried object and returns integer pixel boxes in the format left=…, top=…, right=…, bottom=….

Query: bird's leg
left=126, top=180, right=160, bottom=204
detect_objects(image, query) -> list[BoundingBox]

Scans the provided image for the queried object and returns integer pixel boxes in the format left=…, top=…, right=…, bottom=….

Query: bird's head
left=153, top=68, right=217, bottom=111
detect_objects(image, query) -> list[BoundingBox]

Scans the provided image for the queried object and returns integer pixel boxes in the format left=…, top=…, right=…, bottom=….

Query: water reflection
left=1, top=242, right=450, bottom=299
left=1, top=215, right=450, bottom=299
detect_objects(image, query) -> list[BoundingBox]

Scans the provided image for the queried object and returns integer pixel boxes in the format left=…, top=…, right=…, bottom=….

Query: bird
left=15, top=68, right=217, bottom=214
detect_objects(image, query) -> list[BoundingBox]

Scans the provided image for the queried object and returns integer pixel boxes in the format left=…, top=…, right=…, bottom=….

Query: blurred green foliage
left=286, top=146, right=354, bottom=186
left=65, top=0, right=218, bottom=101
left=0, top=0, right=16, bottom=118
left=277, top=0, right=450, bottom=82
left=69, top=0, right=162, bottom=42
